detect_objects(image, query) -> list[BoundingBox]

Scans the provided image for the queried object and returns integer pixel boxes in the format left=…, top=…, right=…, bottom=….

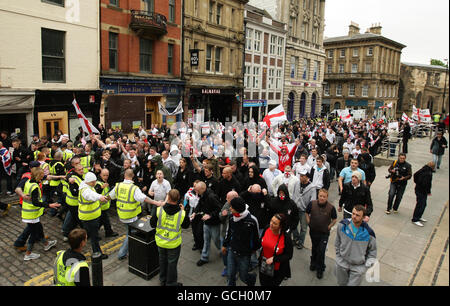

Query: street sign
left=190, top=49, right=199, bottom=67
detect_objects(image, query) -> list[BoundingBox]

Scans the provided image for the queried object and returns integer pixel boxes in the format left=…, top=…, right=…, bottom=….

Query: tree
left=430, top=59, right=448, bottom=68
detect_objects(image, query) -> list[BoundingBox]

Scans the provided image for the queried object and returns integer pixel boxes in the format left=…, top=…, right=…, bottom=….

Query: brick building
left=100, top=0, right=184, bottom=132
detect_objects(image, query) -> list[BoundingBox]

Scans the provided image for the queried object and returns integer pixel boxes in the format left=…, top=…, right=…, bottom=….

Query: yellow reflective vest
left=155, top=206, right=186, bottom=249
left=53, top=251, right=89, bottom=286
left=115, top=182, right=142, bottom=221
left=22, top=181, right=44, bottom=220
left=78, top=185, right=101, bottom=221
left=96, top=181, right=110, bottom=211
left=65, top=175, right=83, bottom=207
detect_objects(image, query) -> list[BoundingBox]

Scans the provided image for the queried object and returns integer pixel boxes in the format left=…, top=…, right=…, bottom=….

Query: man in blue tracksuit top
left=335, top=205, right=377, bottom=286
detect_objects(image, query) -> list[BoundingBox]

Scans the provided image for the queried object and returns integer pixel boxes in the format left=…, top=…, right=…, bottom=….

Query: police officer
left=62, top=164, right=84, bottom=241
left=78, top=172, right=108, bottom=259
left=53, top=228, right=90, bottom=286
left=95, top=168, right=118, bottom=238
left=108, top=169, right=163, bottom=260
left=150, top=189, right=190, bottom=286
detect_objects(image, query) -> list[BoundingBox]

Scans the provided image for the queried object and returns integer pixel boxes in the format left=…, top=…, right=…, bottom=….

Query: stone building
left=248, top=0, right=327, bottom=120
left=243, top=4, right=287, bottom=122
left=398, top=62, right=449, bottom=117
left=323, top=22, right=406, bottom=118
left=183, top=0, right=248, bottom=123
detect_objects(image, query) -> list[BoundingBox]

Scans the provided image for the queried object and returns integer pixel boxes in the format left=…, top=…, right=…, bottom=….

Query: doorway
left=145, top=96, right=162, bottom=128
left=38, top=111, right=68, bottom=138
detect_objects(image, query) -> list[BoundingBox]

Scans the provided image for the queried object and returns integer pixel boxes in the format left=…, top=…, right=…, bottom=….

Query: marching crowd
left=0, top=115, right=448, bottom=287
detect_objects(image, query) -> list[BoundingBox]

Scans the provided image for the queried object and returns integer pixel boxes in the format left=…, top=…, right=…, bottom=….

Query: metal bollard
left=92, top=252, right=104, bottom=286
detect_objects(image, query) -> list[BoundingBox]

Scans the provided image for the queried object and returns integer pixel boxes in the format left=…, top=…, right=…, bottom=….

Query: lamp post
left=443, top=59, right=448, bottom=114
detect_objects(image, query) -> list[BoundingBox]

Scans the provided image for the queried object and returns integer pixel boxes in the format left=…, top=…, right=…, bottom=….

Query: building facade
left=250, top=0, right=327, bottom=120
left=323, top=22, right=406, bottom=118
left=183, top=0, right=248, bottom=123
left=243, top=4, right=287, bottom=122
left=100, top=0, right=184, bottom=132
left=398, top=62, right=449, bottom=117
left=0, top=0, right=101, bottom=143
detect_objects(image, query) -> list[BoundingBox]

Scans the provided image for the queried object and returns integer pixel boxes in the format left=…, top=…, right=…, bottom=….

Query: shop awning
left=243, top=100, right=267, bottom=107
left=374, top=101, right=384, bottom=109
left=0, top=94, right=34, bottom=113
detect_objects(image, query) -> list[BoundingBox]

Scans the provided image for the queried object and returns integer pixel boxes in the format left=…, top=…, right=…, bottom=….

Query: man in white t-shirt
left=148, top=170, right=171, bottom=215
left=262, top=160, right=282, bottom=196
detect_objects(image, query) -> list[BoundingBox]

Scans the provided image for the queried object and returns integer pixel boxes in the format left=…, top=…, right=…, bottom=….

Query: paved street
left=0, top=136, right=448, bottom=286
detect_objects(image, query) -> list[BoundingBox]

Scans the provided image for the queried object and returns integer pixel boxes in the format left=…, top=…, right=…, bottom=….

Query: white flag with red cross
left=263, top=104, right=287, bottom=128
left=72, top=99, right=100, bottom=135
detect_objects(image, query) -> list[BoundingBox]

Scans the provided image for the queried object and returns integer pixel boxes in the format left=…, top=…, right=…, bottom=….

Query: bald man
left=217, top=166, right=241, bottom=204
left=193, top=181, right=223, bottom=267
left=95, top=168, right=118, bottom=238
left=219, top=191, right=239, bottom=276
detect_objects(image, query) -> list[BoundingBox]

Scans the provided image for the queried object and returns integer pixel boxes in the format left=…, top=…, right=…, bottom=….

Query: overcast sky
left=324, top=0, right=449, bottom=65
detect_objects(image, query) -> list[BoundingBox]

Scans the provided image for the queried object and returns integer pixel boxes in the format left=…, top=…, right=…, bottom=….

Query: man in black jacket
left=222, top=197, right=260, bottom=286
left=194, top=181, right=223, bottom=267
left=240, top=184, right=271, bottom=233
left=411, top=162, right=435, bottom=227
left=338, top=171, right=373, bottom=221
left=217, top=166, right=241, bottom=204
left=385, top=153, right=412, bottom=214
left=358, top=150, right=376, bottom=188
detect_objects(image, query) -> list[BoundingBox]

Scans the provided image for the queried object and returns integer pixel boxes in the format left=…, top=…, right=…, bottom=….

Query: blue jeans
left=158, top=245, right=181, bottom=286
left=433, top=154, right=443, bottom=168
left=226, top=249, right=256, bottom=286
left=62, top=206, right=81, bottom=237
left=118, top=224, right=129, bottom=259
left=201, top=224, right=221, bottom=262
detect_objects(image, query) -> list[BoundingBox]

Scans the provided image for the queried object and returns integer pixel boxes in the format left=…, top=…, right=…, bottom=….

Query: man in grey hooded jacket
left=292, top=169, right=316, bottom=249
left=335, top=205, right=377, bottom=286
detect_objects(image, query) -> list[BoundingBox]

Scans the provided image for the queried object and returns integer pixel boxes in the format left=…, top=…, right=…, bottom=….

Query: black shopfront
left=186, top=87, right=241, bottom=123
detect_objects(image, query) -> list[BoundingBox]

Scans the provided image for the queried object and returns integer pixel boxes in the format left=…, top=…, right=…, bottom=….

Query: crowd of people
left=0, top=113, right=447, bottom=287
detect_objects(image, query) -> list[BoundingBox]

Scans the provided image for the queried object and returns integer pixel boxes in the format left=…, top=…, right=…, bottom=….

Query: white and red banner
left=263, top=104, right=287, bottom=128
left=412, top=105, right=431, bottom=123
left=338, top=109, right=352, bottom=123
left=401, top=113, right=415, bottom=125
left=72, top=99, right=100, bottom=135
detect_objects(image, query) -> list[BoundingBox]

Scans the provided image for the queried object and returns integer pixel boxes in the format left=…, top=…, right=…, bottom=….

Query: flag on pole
left=72, top=99, right=99, bottom=135
left=263, top=104, right=287, bottom=128
left=412, top=105, right=420, bottom=121
left=419, top=109, right=432, bottom=123
left=338, top=109, right=352, bottom=122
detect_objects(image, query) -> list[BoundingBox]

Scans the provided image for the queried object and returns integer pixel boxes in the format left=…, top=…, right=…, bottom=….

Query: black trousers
left=412, top=191, right=428, bottom=222
left=402, top=138, right=408, bottom=153
left=310, top=232, right=329, bottom=272
left=191, top=215, right=204, bottom=249
left=99, top=209, right=114, bottom=234
left=259, top=270, right=284, bottom=286
left=81, top=218, right=102, bottom=254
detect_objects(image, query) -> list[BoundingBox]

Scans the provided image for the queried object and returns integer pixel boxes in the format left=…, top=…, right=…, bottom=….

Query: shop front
left=0, top=92, right=34, bottom=145
left=242, top=100, right=267, bottom=122
left=34, top=90, right=102, bottom=140
left=100, top=77, right=185, bottom=132
left=186, top=87, right=241, bottom=123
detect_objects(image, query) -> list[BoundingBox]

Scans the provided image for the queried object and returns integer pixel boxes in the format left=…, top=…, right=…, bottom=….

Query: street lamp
left=443, top=59, right=448, bottom=114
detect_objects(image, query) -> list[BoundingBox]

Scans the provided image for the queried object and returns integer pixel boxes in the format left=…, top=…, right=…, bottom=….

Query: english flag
left=419, top=109, right=432, bottom=123
left=72, top=99, right=99, bottom=135
left=402, top=113, right=415, bottom=125
left=338, top=109, right=352, bottom=122
left=263, top=104, right=287, bottom=128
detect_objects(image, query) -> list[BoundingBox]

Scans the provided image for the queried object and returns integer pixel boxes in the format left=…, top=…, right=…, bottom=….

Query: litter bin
left=128, top=217, right=159, bottom=280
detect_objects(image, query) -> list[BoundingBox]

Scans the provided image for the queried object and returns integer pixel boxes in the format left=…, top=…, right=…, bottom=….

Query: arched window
left=334, top=102, right=341, bottom=110
left=300, top=92, right=307, bottom=118
left=287, top=92, right=295, bottom=121
left=311, top=93, right=317, bottom=117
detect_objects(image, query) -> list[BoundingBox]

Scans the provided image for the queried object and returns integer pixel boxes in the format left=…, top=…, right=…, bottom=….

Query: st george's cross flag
left=263, top=104, right=287, bottom=128
left=72, top=99, right=100, bottom=135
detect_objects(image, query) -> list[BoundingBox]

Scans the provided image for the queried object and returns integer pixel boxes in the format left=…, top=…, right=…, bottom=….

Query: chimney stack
left=348, top=21, right=360, bottom=36
left=367, top=23, right=382, bottom=35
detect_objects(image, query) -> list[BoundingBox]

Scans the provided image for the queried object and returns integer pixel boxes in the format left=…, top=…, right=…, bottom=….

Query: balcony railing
left=130, top=10, right=167, bottom=36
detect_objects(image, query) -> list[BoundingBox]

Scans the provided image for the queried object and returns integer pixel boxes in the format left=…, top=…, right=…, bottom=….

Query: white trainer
left=413, top=221, right=424, bottom=227
left=44, top=240, right=57, bottom=251
left=24, top=253, right=40, bottom=261
left=420, top=218, right=427, bottom=222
